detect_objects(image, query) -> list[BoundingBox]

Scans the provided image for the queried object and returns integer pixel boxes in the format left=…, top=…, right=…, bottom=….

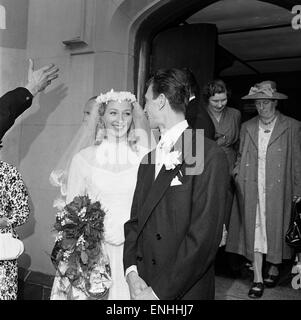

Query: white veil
left=49, top=93, right=156, bottom=199
left=49, top=100, right=100, bottom=197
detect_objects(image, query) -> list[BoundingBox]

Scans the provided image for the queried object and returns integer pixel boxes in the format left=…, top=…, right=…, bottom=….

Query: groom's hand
left=134, top=286, right=158, bottom=300
left=126, top=271, right=147, bottom=300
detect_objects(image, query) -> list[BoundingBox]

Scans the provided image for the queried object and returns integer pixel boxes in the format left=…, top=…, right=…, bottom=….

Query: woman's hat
left=241, top=80, right=288, bottom=100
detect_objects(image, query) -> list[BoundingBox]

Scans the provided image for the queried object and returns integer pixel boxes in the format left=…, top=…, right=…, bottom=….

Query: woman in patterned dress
left=0, top=161, right=30, bottom=300
left=226, top=81, right=301, bottom=298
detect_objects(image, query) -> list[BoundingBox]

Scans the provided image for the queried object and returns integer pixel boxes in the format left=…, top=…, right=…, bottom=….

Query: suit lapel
left=143, top=149, right=156, bottom=183
left=137, top=128, right=193, bottom=237
left=268, top=113, right=289, bottom=147
left=245, top=113, right=288, bottom=150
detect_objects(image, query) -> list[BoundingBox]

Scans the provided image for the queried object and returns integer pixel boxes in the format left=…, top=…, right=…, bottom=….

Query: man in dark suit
left=0, top=59, right=59, bottom=141
left=123, top=68, right=229, bottom=300
left=183, top=68, right=215, bottom=140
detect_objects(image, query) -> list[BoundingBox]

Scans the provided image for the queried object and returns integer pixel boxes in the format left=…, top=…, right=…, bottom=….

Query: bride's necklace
left=259, top=115, right=277, bottom=133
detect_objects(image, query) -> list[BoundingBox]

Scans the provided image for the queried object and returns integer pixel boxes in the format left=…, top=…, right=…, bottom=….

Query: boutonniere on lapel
left=163, top=150, right=182, bottom=170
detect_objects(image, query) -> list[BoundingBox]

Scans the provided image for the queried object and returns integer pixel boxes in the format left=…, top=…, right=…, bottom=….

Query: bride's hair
left=50, top=90, right=155, bottom=197
left=94, top=101, right=139, bottom=152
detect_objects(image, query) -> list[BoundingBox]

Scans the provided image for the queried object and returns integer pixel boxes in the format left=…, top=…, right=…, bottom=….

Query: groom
left=123, top=68, right=229, bottom=300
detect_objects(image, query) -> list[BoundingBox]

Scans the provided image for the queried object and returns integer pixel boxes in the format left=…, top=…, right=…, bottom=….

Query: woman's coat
left=226, top=112, right=301, bottom=264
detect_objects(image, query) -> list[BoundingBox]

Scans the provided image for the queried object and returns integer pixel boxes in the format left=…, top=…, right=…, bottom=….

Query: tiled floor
left=215, top=275, right=301, bottom=300
left=214, top=250, right=301, bottom=300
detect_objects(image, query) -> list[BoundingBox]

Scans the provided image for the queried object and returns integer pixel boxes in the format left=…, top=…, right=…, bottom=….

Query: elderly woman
left=226, top=80, right=301, bottom=298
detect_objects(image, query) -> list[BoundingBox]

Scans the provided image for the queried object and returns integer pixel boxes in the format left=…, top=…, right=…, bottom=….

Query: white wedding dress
left=50, top=140, right=148, bottom=300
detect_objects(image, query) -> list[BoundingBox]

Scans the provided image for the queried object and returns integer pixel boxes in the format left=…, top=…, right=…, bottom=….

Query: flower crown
left=96, top=89, right=136, bottom=105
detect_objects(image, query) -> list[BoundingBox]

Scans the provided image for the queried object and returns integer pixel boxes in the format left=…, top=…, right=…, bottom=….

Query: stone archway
left=91, top=0, right=169, bottom=95
left=114, top=0, right=299, bottom=101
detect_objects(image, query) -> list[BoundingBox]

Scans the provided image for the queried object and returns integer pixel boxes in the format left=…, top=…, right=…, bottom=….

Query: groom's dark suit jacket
left=185, top=97, right=215, bottom=140
left=124, top=128, right=229, bottom=300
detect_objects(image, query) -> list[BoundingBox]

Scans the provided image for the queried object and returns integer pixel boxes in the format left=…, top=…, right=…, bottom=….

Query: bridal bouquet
left=51, top=195, right=112, bottom=299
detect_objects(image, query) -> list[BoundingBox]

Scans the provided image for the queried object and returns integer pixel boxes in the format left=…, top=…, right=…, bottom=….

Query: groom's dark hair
left=146, top=68, right=190, bottom=114
left=182, top=67, right=200, bottom=100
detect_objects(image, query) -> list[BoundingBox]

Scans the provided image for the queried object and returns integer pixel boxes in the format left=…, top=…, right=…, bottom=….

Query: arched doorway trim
left=130, top=0, right=299, bottom=102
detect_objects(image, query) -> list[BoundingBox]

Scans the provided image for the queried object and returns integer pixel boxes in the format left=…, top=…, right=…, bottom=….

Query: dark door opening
left=135, top=0, right=301, bottom=122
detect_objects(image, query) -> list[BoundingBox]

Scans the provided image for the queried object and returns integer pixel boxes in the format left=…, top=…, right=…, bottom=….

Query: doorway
left=134, top=0, right=301, bottom=122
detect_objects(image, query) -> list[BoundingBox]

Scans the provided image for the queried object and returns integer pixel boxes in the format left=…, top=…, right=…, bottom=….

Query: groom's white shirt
left=154, top=120, right=188, bottom=178
left=125, top=120, right=189, bottom=298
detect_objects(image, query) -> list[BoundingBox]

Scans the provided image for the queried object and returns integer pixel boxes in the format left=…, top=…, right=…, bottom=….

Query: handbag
left=285, top=200, right=301, bottom=248
left=0, top=233, right=24, bottom=260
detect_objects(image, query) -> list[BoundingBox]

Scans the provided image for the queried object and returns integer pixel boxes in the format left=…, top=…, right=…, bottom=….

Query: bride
left=49, top=89, right=155, bottom=300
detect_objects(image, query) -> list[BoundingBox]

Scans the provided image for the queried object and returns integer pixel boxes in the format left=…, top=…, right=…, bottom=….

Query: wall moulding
left=0, top=5, right=6, bottom=29
left=62, top=0, right=96, bottom=55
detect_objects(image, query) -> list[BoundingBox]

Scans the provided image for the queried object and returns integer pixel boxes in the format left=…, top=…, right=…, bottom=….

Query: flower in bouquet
left=51, top=195, right=112, bottom=299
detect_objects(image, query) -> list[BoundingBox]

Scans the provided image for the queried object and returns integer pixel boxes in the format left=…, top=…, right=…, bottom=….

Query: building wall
left=8, top=0, right=96, bottom=274
left=0, top=0, right=29, bottom=169
left=0, top=0, right=162, bottom=275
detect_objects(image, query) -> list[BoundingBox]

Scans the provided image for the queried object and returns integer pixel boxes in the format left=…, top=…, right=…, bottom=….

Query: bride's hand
left=104, top=225, right=124, bottom=246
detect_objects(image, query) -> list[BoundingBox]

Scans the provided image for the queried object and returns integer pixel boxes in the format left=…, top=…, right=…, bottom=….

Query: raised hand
left=25, top=58, right=59, bottom=96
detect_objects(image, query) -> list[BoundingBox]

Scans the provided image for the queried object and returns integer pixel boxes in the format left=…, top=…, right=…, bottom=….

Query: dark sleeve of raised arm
left=0, top=87, right=33, bottom=141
